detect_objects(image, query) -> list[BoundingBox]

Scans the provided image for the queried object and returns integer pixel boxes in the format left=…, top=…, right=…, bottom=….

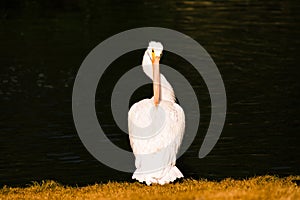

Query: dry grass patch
left=1, top=175, right=299, bottom=200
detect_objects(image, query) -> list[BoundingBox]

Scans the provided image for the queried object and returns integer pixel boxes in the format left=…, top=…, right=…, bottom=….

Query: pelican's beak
left=152, top=54, right=160, bottom=106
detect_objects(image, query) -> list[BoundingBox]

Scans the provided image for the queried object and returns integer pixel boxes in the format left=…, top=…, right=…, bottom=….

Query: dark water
left=0, top=0, right=299, bottom=186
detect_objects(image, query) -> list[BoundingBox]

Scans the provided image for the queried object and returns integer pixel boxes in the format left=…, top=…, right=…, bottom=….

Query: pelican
left=128, top=41, right=185, bottom=185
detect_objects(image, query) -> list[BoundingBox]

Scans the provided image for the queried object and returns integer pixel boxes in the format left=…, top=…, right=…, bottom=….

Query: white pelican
left=128, top=41, right=185, bottom=185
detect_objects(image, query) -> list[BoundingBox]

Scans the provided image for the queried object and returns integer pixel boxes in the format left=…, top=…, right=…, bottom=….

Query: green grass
left=1, top=175, right=299, bottom=200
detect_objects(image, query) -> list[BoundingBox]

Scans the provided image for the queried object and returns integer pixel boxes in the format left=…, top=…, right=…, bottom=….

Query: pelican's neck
left=142, top=52, right=175, bottom=103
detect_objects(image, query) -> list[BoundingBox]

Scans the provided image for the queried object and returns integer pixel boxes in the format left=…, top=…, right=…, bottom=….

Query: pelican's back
left=128, top=99, right=185, bottom=185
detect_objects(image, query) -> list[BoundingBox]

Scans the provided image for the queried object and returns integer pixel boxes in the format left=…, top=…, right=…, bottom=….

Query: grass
left=0, top=175, right=299, bottom=200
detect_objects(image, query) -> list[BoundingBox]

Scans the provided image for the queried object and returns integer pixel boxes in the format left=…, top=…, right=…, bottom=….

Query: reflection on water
left=0, top=0, right=299, bottom=186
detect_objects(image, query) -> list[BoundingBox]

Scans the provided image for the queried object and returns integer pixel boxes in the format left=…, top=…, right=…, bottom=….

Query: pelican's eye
left=151, top=49, right=155, bottom=60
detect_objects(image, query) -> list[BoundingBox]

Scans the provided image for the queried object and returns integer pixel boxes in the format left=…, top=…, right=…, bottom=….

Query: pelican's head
left=147, top=41, right=163, bottom=64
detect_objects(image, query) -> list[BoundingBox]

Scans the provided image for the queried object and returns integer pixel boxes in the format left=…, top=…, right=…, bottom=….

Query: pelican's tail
left=132, top=166, right=183, bottom=185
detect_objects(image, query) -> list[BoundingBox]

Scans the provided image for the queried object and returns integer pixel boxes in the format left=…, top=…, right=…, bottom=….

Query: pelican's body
left=128, top=41, right=185, bottom=185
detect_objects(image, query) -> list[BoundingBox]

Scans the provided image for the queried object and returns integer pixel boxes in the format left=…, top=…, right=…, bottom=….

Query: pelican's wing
left=172, top=103, right=185, bottom=155
left=128, top=100, right=162, bottom=150
left=128, top=102, right=139, bottom=154
left=165, top=103, right=185, bottom=166
left=128, top=99, right=153, bottom=169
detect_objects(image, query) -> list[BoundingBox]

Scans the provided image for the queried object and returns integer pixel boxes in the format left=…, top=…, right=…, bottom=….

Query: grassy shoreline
left=1, top=175, right=299, bottom=200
